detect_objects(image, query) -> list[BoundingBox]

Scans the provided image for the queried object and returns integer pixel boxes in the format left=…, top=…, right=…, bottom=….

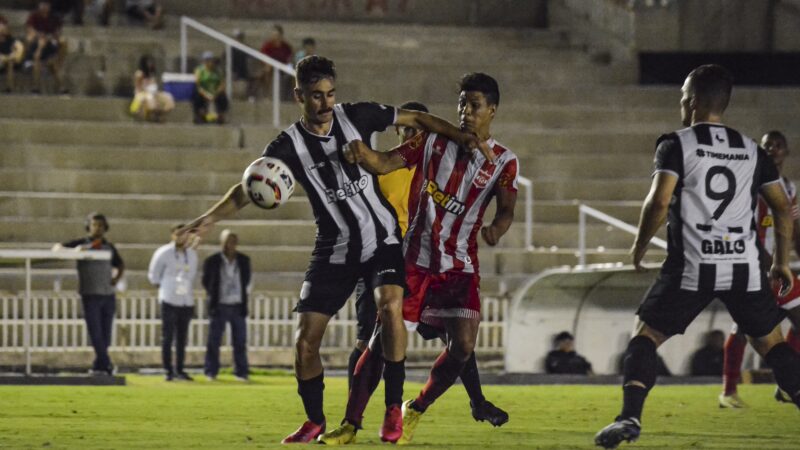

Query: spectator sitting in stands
left=257, top=24, right=293, bottom=100
left=130, top=54, right=175, bottom=122
left=25, top=1, right=67, bottom=94
left=125, top=0, right=163, bottom=29
left=293, top=37, right=316, bottom=66
left=690, top=329, right=725, bottom=376
left=192, top=51, right=228, bottom=125
left=545, top=331, right=594, bottom=375
left=0, top=21, right=24, bottom=93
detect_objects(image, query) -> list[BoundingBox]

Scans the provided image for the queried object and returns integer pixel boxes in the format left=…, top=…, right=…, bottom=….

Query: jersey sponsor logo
left=696, top=148, right=750, bottom=161
left=306, top=161, right=326, bottom=171
left=701, top=238, right=745, bottom=255
left=424, top=179, right=466, bottom=215
left=325, top=175, right=370, bottom=203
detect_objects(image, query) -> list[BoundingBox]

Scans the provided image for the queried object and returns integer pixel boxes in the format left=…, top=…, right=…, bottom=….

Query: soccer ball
left=241, top=157, right=295, bottom=209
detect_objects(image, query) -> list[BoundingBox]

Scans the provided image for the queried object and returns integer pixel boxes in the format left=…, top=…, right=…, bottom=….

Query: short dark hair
left=554, top=331, right=574, bottom=343
left=295, top=55, right=336, bottom=88
left=273, top=24, right=284, bottom=35
left=459, top=72, right=500, bottom=106
left=687, top=64, right=733, bottom=113
left=400, top=101, right=428, bottom=113
left=302, top=37, right=316, bottom=47
left=171, top=223, right=185, bottom=233
left=86, top=212, right=109, bottom=232
left=764, top=130, right=787, bottom=145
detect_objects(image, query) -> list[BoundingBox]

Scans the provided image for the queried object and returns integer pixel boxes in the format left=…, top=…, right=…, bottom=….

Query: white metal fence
left=0, top=291, right=507, bottom=353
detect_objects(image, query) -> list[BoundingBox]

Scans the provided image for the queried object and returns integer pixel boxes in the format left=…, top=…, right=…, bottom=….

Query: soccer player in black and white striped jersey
left=178, top=56, right=493, bottom=444
left=595, top=64, right=800, bottom=449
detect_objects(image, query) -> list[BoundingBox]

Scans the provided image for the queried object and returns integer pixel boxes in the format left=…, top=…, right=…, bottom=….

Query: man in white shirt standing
left=148, top=224, right=199, bottom=381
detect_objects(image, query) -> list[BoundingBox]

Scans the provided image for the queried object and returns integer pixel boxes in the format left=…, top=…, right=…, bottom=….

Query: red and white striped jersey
left=757, top=176, right=799, bottom=257
left=397, top=132, right=519, bottom=274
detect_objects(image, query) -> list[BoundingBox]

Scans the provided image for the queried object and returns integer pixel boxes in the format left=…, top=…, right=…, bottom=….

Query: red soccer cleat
left=379, top=404, right=403, bottom=443
left=281, top=420, right=326, bottom=444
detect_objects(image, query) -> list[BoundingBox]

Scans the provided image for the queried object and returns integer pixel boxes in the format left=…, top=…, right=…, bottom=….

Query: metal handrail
left=180, top=16, right=296, bottom=128
left=518, top=176, right=534, bottom=250
left=578, top=204, right=667, bottom=266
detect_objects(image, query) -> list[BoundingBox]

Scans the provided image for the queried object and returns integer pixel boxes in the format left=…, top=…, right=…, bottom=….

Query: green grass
left=0, top=375, right=797, bottom=449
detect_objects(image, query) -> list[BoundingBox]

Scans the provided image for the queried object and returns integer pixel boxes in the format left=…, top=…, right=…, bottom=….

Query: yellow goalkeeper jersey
left=378, top=166, right=416, bottom=237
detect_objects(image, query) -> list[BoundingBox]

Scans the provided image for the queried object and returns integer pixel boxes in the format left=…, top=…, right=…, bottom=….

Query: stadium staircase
left=2, top=8, right=800, bottom=299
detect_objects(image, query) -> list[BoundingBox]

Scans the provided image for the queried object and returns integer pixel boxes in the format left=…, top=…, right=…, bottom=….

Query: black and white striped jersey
left=262, top=102, right=401, bottom=265
left=654, top=123, right=781, bottom=292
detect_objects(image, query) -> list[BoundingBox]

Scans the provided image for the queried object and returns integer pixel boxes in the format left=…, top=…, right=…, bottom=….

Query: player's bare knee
left=294, top=335, right=320, bottom=364
left=448, top=339, right=475, bottom=362
left=377, top=295, right=402, bottom=319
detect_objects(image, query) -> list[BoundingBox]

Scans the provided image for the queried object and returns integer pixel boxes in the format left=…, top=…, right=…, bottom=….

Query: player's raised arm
left=343, top=139, right=405, bottom=175
left=762, top=181, right=794, bottom=295
left=177, top=182, right=250, bottom=246
left=395, top=108, right=494, bottom=163
left=631, top=172, right=678, bottom=270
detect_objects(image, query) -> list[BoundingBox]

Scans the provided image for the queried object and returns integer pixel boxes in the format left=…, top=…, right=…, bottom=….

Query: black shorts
left=295, top=244, right=406, bottom=317
left=354, top=278, right=377, bottom=341
left=638, top=274, right=786, bottom=338
left=192, top=88, right=229, bottom=113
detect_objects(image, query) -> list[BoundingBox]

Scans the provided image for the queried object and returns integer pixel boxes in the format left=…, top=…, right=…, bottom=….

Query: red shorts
left=402, top=264, right=481, bottom=330
left=772, top=273, right=800, bottom=310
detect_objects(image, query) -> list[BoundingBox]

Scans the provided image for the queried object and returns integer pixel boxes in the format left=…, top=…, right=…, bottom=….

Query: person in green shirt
left=192, top=51, right=229, bottom=124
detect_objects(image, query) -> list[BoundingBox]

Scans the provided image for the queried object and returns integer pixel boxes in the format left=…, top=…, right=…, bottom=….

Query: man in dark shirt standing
left=203, top=229, right=251, bottom=381
left=690, top=329, right=725, bottom=376
left=545, top=331, right=593, bottom=375
left=54, top=212, right=124, bottom=375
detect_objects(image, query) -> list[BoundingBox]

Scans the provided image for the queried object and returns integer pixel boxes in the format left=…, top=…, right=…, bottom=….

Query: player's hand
left=178, top=215, right=214, bottom=249
left=630, top=243, right=648, bottom=272
left=770, top=264, right=794, bottom=297
left=344, top=139, right=367, bottom=164
left=481, top=225, right=500, bottom=246
left=456, top=132, right=495, bottom=164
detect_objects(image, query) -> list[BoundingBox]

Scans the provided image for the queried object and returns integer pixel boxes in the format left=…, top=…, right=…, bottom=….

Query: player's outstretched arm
left=395, top=109, right=494, bottom=163
left=762, top=182, right=794, bottom=295
left=343, top=139, right=405, bottom=175
left=631, top=172, right=677, bottom=270
left=481, top=188, right=516, bottom=246
left=178, top=183, right=250, bottom=246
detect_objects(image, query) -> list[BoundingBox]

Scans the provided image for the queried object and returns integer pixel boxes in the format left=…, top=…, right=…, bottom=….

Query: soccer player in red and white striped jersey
left=320, top=73, right=517, bottom=445
left=720, top=130, right=800, bottom=408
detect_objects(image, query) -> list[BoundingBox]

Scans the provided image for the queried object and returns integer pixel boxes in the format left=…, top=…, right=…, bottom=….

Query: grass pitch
left=0, top=374, right=797, bottom=449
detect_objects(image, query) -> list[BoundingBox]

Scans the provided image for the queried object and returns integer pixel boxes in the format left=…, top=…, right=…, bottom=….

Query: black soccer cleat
left=774, top=387, right=792, bottom=404
left=470, top=400, right=509, bottom=427
left=594, top=417, right=641, bottom=449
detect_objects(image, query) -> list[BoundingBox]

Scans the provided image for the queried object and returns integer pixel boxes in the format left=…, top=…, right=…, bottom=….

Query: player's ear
left=293, top=87, right=304, bottom=104
left=488, top=103, right=497, bottom=118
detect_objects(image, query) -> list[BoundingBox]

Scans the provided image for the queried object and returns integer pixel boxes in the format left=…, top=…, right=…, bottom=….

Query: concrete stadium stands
left=1, top=7, right=798, bottom=307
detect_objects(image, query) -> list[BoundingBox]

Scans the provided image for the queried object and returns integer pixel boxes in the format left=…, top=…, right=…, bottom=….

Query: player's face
left=296, top=77, right=336, bottom=126
left=762, top=134, right=789, bottom=167
left=172, top=230, right=188, bottom=248
left=88, top=219, right=105, bottom=238
left=459, top=91, right=495, bottom=139
left=680, top=77, right=693, bottom=127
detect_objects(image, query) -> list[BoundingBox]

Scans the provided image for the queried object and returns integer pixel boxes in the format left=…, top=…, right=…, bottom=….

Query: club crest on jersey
left=473, top=167, right=496, bottom=189
left=424, top=179, right=465, bottom=215
left=761, top=215, right=774, bottom=228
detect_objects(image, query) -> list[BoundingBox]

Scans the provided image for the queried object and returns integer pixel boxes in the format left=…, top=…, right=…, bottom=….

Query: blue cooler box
left=162, top=73, right=196, bottom=101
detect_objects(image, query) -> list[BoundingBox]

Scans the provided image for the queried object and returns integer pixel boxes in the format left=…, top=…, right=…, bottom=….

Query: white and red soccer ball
left=242, top=157, right=295, bottom=209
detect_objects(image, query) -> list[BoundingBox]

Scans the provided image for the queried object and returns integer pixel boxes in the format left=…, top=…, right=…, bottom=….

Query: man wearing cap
left=202, top=230, right=251, bottom=381
left=192, top=51, right=229, bottom=124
